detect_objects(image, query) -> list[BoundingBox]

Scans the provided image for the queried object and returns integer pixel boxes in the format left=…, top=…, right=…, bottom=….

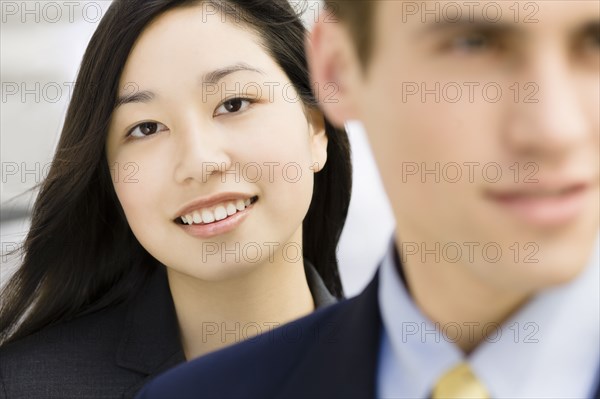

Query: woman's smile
left=175, top=193, right=259, bottom=238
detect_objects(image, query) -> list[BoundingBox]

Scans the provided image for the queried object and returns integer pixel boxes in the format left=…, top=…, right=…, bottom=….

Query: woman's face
left=106, top=5, right=327, bottom=281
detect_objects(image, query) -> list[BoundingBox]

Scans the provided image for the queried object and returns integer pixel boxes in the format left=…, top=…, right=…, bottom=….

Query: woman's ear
left=307, top=107, right=328, bottom=173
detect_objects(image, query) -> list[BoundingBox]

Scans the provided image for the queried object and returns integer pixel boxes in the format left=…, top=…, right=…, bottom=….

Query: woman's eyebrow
left=201, top=62, right=265, bottom=85
left=114, top=63, right=265, bottom=109
left=115, top=90, right=154, bottom=109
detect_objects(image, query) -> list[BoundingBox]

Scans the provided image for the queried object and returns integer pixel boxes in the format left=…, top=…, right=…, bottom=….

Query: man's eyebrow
left=114, top=63, right=265, bottom=109
left=201, top=62, right=265, bottom=85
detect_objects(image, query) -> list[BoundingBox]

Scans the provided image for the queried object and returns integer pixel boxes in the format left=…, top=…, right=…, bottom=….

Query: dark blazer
left=136, top=272, right=600, bottom=399
left=0, top=263, right=335, bottom=399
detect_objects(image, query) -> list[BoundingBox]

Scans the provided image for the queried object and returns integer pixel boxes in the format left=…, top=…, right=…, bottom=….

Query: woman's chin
left=165, top=260, right=263, bottom=283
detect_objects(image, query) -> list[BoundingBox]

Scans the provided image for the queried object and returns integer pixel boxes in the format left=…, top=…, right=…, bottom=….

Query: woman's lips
left=177, top=200, right=255, bottom=239
left=485, top=183, right=589, bottom=227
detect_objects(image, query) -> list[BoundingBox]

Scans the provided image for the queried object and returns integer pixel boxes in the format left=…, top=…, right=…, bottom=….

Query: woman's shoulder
left=1, top=299, right=129, bottom=356
left=0, top=302, right=133, bottom=398
left=0, top=267, right=183, bottom=398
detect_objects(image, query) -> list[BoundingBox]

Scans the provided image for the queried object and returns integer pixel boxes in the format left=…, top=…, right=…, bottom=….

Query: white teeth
left=192, top=211, right=202, bottom=224
left=235, top=199, right=245, bottom=211
left=214, top=206, right=227, bottom=221
left=226, top=203, right=237, bottom=216
left=180, top=197, right=255, bottom=225
left=201, top=209, right=215, bottom=223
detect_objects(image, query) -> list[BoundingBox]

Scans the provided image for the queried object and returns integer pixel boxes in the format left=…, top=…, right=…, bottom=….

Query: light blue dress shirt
left=377, top=238, right=600, bottom=398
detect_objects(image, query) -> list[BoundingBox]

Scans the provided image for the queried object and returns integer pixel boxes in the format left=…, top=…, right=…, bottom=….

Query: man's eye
left=214, top=98, right=253, bottom=116
left=444, top=32, right=500, bottom=55
left=581, top=30, right=600, bottom=51
left=127, top=121, right=168, bottom=138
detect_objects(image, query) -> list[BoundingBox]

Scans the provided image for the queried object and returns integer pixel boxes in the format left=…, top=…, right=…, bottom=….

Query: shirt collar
left=471, top=238, right=600, bottom=398
left=304, top=259, right=338, bottom=308
left=378, top=238, right=463, bottom=398
left=378, top=236, right=600, bottom=398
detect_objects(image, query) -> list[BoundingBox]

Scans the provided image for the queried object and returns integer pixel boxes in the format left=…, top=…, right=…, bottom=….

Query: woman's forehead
left=119, top=6, right=277, bottom=89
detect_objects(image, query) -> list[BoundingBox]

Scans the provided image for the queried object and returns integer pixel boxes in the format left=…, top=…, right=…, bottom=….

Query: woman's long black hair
left=0, top=0, right=352, bottom=345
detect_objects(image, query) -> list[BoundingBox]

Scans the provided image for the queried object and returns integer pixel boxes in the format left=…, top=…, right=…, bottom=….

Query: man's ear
left=306, top=9, right=362, bottom=128
left=307, top=107, right=328, bottom=173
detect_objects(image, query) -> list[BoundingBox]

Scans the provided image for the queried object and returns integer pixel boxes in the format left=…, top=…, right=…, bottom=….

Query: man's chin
left=518, top=246, right=595, bottom=291
left=468, top=232, right=597, bottom=293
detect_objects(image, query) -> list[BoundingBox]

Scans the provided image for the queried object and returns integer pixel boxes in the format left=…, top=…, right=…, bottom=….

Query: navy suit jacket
left=0, top=263, right=334, bottom=399
left=137, top=271, right=600, bottom=399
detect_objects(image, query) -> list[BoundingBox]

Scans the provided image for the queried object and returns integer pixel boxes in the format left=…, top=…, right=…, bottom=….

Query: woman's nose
left=172, top=122, right=233, bottom=185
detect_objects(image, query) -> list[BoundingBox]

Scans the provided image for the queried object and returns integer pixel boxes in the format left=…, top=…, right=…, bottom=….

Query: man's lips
left=486, top=183, right=587, bottom=201
left=484, top=182, right=591, bottom=227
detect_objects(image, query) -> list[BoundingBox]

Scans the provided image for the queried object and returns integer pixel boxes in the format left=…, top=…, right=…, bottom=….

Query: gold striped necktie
left=431, top=363, right=490, bottom=399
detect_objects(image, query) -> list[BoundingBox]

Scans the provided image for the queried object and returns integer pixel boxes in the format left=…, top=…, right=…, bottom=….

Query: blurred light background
left=0, top=0, right=395, bottom=296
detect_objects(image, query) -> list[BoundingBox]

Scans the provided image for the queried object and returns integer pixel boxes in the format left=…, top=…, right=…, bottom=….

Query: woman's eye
left=214, top=98, right=252, bottom=116
left=127, top=121, right=168, bottom=138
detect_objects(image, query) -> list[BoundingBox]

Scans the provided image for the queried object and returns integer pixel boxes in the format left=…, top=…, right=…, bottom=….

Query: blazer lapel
left=115, top=260, right=337, bottom=397
left=115, top=266, right=186, bottom=397
left=277, top=271, right=382, bottom=398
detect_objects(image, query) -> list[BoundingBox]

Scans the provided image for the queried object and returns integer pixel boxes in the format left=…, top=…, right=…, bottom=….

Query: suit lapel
left=115, top=266, right=186, bottom=397
left=115, top=261, right=337, bottom=397
left=277, top=272, right=382, bottom=398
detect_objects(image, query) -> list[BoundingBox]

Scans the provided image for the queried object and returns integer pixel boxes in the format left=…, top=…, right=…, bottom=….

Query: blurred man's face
left=314, top=0, right=599, bottom=292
